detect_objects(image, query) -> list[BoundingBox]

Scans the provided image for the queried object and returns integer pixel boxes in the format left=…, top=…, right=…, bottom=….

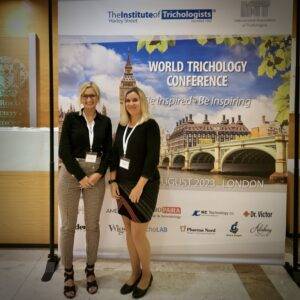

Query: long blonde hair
left=78, top=81, right=101, bottom=111
left=120, top=87, right=150, bottom=126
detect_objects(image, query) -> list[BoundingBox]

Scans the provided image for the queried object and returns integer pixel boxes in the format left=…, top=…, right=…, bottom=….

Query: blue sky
left=100, top=38, right=281, bottom=99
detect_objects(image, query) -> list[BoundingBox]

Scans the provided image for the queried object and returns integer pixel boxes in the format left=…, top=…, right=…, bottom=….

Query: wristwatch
left=108, top=179, right=117, bottom=184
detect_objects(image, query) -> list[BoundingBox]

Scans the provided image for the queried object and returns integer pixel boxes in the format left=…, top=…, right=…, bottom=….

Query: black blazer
left=59, top=110, right=112, bottom=181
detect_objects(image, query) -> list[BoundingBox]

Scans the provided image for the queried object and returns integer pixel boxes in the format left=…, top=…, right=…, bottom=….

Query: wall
left=0, top=0, right=58, bottom=244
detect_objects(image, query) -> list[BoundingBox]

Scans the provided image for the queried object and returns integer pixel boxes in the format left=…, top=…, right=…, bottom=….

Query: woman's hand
left=79, top=176, right=92, bottom=189
left=129, top=185, right=143, bottom=203
left=88, top=173, right=102, bottom=186
left=110, top=182, right=120, bottom=199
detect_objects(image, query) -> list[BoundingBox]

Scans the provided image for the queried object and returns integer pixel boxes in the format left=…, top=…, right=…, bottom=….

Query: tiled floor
left=0, top=244, right=299, bottom=300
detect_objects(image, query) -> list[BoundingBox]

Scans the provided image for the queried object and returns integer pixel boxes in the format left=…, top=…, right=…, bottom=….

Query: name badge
left=85, top=152, right=97, bottom=163
left=120, top=157, right=130, bottom=170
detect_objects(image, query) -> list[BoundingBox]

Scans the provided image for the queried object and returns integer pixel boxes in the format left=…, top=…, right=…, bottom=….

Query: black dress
left=110, top=118, right=160, bottom=223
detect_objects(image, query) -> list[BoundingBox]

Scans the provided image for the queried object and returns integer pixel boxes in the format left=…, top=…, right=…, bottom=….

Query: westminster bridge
left=160, top=135, right=288, bottom=182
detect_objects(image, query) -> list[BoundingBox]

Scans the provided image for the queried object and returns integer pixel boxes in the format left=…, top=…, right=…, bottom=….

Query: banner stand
left=284, top=0, right=300, bottom=287
left=41, top=0, right=60, bottom=282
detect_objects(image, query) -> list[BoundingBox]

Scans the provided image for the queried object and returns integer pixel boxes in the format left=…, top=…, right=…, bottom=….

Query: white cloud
left=169, top=85, right=192, bottom=94
left=59, top=94, right=79, bottom=111
left=133, top=63, right=148, bottom=73
left=91, top=74, right=120, bottom=99
left=60, top=44, right=123, bottom=76
left=59, top=44, right=124, bottom=94
left=136, top=80, right=161, bottom=98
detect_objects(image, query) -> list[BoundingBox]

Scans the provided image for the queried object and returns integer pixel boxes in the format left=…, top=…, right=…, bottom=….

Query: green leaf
left=266, top=65, right=277, bottom=78
left=275, top=109, right=289, bottom=124
left=157, top=40, right=168, bottom=53
left=273, top=80, right=290, bottom=125
left=261, top=36, right=272, bottom=42
left=145, top=41, right=157, bottom=54
left=284, top=51, right=291, bottom=68
left=227, top=37, right=238, bottom=47
left=241, top=37, right=250, bottom=45
left=266, top=53, right=275, bottom=66
left=168, top=40, right=176, bottom=47
left=258, top=61, right=266, bottom=76
left=275, top=57, right=286, bottom=71
left=275, top=49, right=285, bottom=59
left=249, top=37, right=256, bottom=44
left=215, top=37, right=225, bottom=44
left=274, top=81, right=289, bottom=100
left=137, top=40, right=146, bottom=51
left=274, top=96, right=289, bottom=111
left=223, top=38, right=231, bottom=46
left=281, top=71, right=290, bottom=81
left=196, top=36, right=208, bottom=45
left=258, top=42, right=267, bottom=57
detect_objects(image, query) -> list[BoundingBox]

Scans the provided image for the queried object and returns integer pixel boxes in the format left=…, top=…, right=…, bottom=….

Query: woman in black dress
left=109, top=87, right=160, bottom=299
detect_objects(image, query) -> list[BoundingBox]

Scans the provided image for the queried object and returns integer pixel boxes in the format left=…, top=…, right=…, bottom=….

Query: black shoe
left=85, top=264, right=98, bottom=294
left=120, top=272, right=142, bottom=295
left=64, top=266, right=76, bottom=299
left=132, top=274, right=153, bottom=299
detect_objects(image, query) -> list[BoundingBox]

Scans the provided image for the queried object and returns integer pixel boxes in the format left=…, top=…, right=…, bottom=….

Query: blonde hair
left=120, top=87, right=150, bottom=126
left=78, top=81, right=101, bottom=110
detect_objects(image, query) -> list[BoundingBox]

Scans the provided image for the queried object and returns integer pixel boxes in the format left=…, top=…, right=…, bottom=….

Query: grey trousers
left=58, top=160, right=105, bottom=268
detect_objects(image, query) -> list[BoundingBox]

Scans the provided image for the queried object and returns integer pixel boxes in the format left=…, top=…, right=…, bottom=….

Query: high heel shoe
left=132, top=273, right=153, bottom=299
left=63, top=266, right=76, bottom=299
left=85, top=264, right=98, bottom=294
left=120, top=272, right=142, bottom=295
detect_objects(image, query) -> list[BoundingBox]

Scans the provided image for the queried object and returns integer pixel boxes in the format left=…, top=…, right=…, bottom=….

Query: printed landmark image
left=59, top=35, right=291, bottom=188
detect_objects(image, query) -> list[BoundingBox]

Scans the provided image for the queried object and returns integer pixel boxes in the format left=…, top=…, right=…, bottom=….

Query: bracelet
left=108, top=179, right=117, bottom=184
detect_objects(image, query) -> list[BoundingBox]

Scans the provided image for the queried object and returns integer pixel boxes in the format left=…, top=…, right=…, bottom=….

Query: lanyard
left=122, top=122, right=139, bottom=157
left=83, top=112, right=95, bottom=152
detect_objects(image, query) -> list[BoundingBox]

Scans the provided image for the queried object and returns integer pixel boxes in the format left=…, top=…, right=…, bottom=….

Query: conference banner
left=58, top=0, right=293, bottom=264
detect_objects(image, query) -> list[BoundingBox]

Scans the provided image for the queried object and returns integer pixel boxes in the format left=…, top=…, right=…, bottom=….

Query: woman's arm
left=59, top=113, right=86, bottom=181
left=129, top=176, right=148, bottom=203
left=96, top=117, right=112, bottom=176
left=141, top=119, right=160, bottom=179
left=109, top=124, right=121, bottom=198
left=129, top=120, right=160, bottom=203
left=109, top=124, right=121, bottom=172
left=109, top=170, right=120, bottom=199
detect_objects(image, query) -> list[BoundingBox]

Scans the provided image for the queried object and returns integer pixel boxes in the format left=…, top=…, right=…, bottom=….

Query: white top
left=122, top=122, right=140, bottom=157
left=83, top=111, right=95, bottom=152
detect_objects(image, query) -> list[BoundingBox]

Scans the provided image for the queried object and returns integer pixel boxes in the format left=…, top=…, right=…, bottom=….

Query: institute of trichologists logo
left=107, top=9, right=215, bottom=24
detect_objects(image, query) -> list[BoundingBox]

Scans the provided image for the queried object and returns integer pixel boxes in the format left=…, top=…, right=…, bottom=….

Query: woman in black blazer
left=58, top=81, right=112, bottom=298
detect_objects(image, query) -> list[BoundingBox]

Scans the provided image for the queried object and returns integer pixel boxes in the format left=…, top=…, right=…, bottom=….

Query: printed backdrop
left=58, top=0, right=293, bottom=264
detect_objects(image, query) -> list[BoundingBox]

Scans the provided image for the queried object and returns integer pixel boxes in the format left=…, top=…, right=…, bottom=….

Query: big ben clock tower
left=119, top=53, right=136, bottom=108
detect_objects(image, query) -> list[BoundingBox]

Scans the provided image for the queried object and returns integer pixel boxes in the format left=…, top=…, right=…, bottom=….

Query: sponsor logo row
left=179, top=222, right=272, bottom=237
left=105, top=207, right=273, bottom=219
left=75, top=222, right=272, bottom=238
